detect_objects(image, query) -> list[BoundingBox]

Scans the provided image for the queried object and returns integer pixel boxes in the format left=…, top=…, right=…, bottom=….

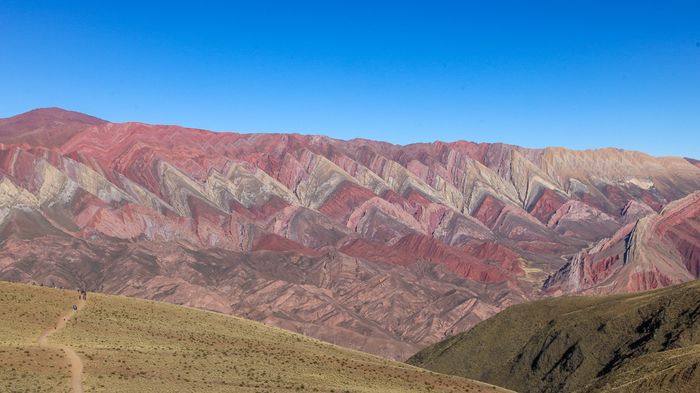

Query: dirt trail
left=37, top=298, right=86, bottom=393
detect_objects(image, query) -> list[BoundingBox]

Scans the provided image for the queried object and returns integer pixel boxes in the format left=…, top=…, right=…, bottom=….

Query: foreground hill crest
left=0, top=281, right=511, bottom=392
left=1, top=107, right=699, bottom=360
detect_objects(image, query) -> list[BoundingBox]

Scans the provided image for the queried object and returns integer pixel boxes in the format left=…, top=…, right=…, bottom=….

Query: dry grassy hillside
left=0, top=282, right=76, bottom=392
left=408, top=280, right=700, bottom=393
left=0, top=281, right=512, bottom=393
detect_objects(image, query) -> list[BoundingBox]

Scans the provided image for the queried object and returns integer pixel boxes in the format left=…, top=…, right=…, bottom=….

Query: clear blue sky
left=1, top=1, right=698, bottom=157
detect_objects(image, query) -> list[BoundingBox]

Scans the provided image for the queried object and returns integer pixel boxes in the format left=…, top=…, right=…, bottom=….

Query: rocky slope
left=544, top=191, right=700, bottom=294
left=408, top=280, right=700, bottom=393
left=1, top=107, right=699, bottom=359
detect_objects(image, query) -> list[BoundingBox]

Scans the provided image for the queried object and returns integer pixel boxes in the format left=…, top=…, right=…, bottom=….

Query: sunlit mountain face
left=1, top=108, right=699, bottom=360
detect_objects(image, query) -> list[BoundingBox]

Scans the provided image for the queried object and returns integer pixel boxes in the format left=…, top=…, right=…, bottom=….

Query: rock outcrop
left=544, top=192, right=700, bottom=294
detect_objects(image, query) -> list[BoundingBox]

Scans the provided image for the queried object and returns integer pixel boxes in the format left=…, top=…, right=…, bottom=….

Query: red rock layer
left=545, top=192, right=700, bottom=294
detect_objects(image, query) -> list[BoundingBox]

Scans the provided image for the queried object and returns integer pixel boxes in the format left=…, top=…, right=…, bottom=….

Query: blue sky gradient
left=1, top=1, right=698, bottom=157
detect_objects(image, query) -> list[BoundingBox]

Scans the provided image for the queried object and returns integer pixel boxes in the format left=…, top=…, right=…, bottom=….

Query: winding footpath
left=37, top=298, right=86, bottom=393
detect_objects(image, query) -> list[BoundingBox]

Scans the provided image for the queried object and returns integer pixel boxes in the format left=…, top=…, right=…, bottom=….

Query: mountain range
left=1, top=107, right=699, bottom=360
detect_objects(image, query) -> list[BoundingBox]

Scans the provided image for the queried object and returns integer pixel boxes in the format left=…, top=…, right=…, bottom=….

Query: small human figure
left=72, top=304, right=78, bottom=311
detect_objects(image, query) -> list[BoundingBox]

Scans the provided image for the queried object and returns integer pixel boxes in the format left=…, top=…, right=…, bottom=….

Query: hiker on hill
left=72, top=304, right=78, bottom=311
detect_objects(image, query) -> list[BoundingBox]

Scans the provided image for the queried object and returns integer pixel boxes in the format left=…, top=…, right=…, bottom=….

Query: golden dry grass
left=0, top=281, right=512, bottom=393
left=0, top=282, right=78, bottom=392
left=0, top=346, right=72, bottom=393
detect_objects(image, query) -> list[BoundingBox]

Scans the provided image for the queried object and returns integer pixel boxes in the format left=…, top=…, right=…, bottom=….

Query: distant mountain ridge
left=0, top=107, right=699, bottom=359
left=0, top=107, right=105, bottom=147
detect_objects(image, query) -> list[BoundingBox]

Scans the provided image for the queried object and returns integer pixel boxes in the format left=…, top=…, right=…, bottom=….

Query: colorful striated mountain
left=544, top=191, right=700, bottom=294
left=1, top=108, right=699, bottom=359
